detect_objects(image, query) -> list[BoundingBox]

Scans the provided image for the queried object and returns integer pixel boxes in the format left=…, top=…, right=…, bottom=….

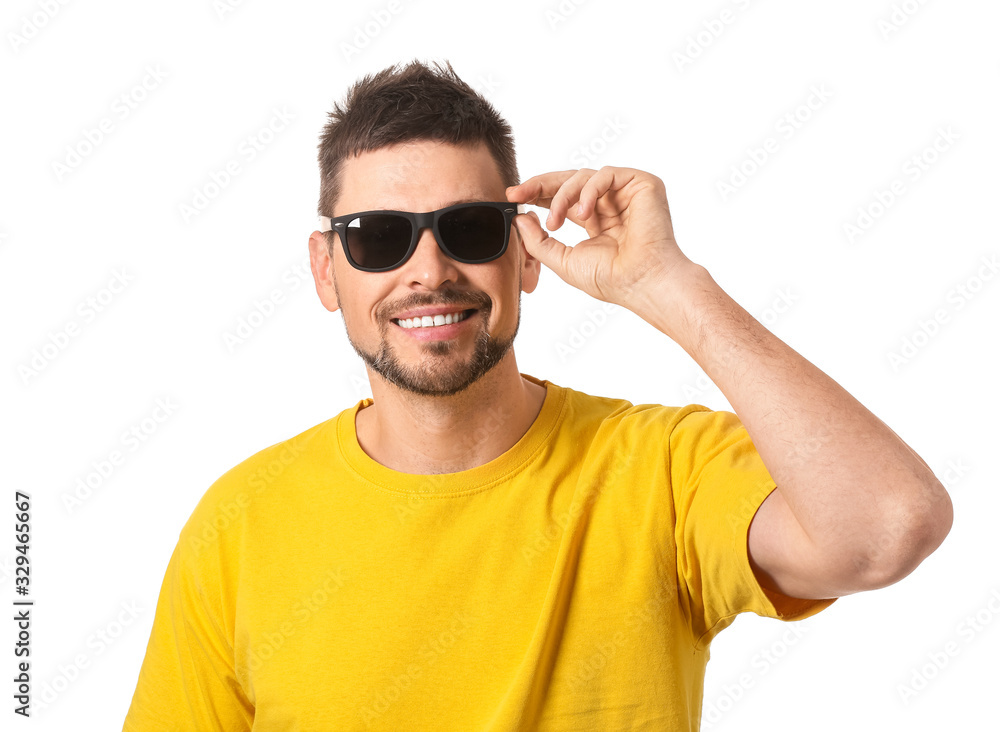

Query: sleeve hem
left=693, top=481, right=836, bottom=650
left=742, top=483, right=837, bottom=621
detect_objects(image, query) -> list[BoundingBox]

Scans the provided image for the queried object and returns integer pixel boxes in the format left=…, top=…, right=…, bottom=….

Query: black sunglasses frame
left=320, top=201, right=524, bottom=273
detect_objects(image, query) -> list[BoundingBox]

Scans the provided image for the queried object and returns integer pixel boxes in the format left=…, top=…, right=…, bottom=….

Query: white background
left=2, top=0, right=997, bottom=729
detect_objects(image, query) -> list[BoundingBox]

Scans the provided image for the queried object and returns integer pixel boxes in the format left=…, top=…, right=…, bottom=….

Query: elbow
left=856, top=480, right=954, bottom=591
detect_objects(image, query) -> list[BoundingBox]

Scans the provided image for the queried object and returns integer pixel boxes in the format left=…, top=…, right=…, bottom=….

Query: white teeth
left=397, top=310, right=470, bottom=329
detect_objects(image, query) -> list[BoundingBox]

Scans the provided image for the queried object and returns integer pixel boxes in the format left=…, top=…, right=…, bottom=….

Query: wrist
left=625, top=261, right=729, bottom=349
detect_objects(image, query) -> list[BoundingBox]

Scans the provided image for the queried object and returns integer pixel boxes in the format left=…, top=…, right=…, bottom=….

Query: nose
left=400, top=225, right=461, bottom=290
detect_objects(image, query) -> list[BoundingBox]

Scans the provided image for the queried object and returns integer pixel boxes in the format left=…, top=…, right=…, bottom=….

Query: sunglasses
left=319, top=201, right=525, bottom=273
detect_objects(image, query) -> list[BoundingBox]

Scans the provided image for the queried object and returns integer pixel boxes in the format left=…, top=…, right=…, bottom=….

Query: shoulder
left=550, top=378, right=706, bottom=433
left=531, top=376, right=746, bottom=454
left=176, top=412, right=344, bottom=554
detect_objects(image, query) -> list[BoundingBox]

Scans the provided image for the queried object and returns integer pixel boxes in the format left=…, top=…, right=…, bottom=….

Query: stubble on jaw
left=332, top=271, right=523, bottom=397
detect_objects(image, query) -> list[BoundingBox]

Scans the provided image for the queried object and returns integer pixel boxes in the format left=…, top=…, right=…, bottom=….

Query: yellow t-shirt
left=123, top=375, right=834, bottom=731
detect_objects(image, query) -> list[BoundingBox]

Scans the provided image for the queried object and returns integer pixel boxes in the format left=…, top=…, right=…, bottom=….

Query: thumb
left=514, top=211, right=569, bottom=280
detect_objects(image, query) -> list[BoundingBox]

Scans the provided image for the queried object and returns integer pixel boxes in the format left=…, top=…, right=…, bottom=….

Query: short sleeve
left=668, top=407, right=835, bottom=650
left=122, top=533, right=254, bottom=731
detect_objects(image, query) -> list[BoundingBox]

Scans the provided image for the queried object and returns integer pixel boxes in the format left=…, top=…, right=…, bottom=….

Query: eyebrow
left=440, top=198, right=482, bottom=208
left=415, top=197, right=498, bottom=211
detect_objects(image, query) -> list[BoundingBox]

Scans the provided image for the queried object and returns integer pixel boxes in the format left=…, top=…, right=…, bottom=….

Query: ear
left=513, top=218, right=541, bottom=294
left=308, top=230, right=341, bottom=313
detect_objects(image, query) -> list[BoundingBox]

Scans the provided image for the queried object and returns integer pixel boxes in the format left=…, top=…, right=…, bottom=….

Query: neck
left=355, top=354, right=546, bottom=474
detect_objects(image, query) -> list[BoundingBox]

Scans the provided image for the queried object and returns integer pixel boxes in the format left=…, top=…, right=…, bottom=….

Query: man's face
left=309, top=140, right=540, bottom=397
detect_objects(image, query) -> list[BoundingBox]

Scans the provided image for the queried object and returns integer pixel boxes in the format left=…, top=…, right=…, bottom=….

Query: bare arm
left=507, top=166, right=953, bottom=600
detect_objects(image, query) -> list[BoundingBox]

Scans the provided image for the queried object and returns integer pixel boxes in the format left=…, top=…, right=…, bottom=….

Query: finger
left=545, top=168, right=599, bottom=230
left=576, top=167, right=637, bottom=221
left=513, top=211, right=570, bottom=282
left=506, top=170, right=578, bottom=208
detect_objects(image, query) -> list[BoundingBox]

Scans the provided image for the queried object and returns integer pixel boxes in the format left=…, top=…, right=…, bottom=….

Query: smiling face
left=308, top=139, right=539, bottom=397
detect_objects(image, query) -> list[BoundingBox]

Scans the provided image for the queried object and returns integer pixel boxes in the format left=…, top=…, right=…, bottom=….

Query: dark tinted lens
left=438, top=206, right=506, bottom=261
left=344, top=214, right=412, bottom=270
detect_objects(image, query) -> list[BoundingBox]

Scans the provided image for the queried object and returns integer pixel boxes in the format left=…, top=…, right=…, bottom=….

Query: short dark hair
left=316, top=59, right=519, bottom=222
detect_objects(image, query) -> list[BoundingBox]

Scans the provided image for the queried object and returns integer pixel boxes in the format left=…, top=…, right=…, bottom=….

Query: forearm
left=630, top=262, right=952, bottom=572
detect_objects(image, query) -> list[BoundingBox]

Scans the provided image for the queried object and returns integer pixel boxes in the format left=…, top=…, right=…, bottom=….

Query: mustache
left=378, top=289, right=493, bottom=320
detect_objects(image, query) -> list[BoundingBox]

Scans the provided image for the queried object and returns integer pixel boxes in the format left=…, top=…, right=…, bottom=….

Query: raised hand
left=507, top=166, right=697, bottom=310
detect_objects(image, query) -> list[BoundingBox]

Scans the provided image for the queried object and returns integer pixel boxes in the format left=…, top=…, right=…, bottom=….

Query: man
left=123, top=61, right=952, bottom=730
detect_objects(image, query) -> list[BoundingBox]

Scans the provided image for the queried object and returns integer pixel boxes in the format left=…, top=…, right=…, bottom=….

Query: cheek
left=490, top=275, right=523, bottom=322
left=338, top=279, right=388, bottom=330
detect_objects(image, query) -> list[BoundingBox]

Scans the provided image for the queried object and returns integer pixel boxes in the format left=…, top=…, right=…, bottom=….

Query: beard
left=334, top=275, right=521, bottom=397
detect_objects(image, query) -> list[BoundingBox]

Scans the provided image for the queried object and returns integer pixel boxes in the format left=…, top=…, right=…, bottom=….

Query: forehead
left=335, top=140, right=506, bottom=215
